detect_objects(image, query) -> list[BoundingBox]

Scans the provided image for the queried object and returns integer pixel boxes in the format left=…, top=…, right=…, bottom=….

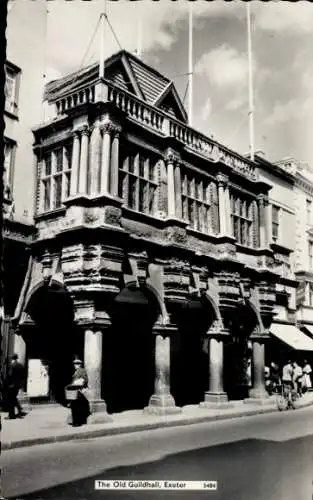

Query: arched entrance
left=170, top=294, right=216, bottom=407
left=224, top=301, right=259, bottom=400
left=22, top=282, right=76, bottom=405
left=103, top=284, right=160, bottom=414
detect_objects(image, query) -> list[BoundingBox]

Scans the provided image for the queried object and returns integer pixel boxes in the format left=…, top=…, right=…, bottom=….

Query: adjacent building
left=2, top=0, right=46, bottom=371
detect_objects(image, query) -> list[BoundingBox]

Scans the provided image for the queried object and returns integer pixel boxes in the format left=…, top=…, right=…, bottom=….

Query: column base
left=144, top=393, right=182, bottom=415
left=200, top=391, right=233, bottom=409
left=89, top=399, right=113, bottom=423
left=66, top=399, right=113, bottom=425
left=244, top=388, right=271, bottom=405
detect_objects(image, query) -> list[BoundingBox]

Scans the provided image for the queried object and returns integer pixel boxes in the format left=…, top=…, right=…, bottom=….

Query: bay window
left=230, top=193, right=255, bottom=247
left=39, top=144, right=72, bottom=213
left=119, top=148, right=158, bottom=215
left=181, top=171, right=219, bottom=235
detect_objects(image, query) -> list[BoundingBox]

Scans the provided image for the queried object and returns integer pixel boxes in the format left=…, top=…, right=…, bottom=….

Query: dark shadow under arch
left=23, top=283, right=76, bottom=405
left=103, top=284, right=161, bottom=414
left=224, top=300, right=261, bottom=401
left=170, top=293, right=218, bottom=407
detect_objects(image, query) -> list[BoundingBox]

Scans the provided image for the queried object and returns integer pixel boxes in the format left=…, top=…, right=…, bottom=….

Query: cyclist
left=282, top=360, right=294, bottom=404
left=292, top=361, right=303, bottom=397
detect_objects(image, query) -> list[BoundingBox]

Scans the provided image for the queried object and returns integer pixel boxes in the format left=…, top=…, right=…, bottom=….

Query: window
left=307, top=199, right=312, bottom=226
left=272, top=205, right=280, bottom=242
left=39, top=144, right=72, bottom=213
left=119, top=150, right=157, bottom=215
left=5, top=62, right=21, bottom=117
left=230, top=193, right=253, bottom=247
left=181, top=172, right=219, bottom=235
left=309, top=241, right=313, bottom=270
left=4, top=137, right=16, bottom=189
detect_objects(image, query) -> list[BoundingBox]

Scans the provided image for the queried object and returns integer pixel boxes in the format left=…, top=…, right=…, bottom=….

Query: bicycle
left=276, top=383, right=300, bottom=411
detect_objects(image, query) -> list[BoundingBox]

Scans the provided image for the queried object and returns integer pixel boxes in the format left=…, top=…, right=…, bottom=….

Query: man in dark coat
left=6, top=354, right=26, bottom=419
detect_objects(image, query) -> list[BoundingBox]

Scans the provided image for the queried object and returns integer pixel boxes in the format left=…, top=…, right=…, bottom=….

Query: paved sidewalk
left=2, top=392, right=313, bottom=451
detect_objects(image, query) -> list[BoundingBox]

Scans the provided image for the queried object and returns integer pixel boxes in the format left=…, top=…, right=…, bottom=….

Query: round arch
left=103, top=282, right=162, bottom=414
left=21, top=281, right=76, bottom=405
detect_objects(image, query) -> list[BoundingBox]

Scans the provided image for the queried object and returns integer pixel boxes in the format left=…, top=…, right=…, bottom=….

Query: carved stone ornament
left=104, top=206, right=122, bottom=226
left=164, top=148, right=181, bottom=166
left=101, top=120, right=122, bottom=136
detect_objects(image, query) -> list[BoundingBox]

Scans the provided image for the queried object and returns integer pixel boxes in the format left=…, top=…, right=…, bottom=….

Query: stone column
left=217, top=175, right=227, bottom=236
left=224, top=182, right=231, bottom=236
left=78, top=126, right=89, bottom=195
left=145, top=326, right=181, bottom=415
left=89, top=125, right=102, bottom=195
left=165, top=149, right=180, bottom=220
left=174, top=163, right=182, bottom=219
left=110, top=129, right=120, bottom=198
left=83, top=328, right=112, bottom=422
left=248, top=338, right=269, bottom=403
left=264, top=197, right=270, bottom=248
left=100, top=125, right=111, bottom=194
left=69, top=131, right=80, bottom=196
left=200, top=333, right=230, bottom=408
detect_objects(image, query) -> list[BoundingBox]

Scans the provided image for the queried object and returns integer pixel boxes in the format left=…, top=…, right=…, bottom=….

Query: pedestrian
left=302, top=360, right=312, bottom=392
left=6, top=354, right=26, bottom=419
left=269, top=361, right=281, bottom=394
left=282, top=360, right=293, bottom=391
left=292, top=361, right=303, bottom=396
left=66, top=359, right=90, bottom=427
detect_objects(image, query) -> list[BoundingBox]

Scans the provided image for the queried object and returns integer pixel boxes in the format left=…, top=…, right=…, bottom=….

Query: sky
left=8, top=0, right=313, bottom=165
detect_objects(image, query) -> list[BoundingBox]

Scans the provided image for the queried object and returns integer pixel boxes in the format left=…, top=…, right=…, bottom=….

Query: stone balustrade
left=53, top=79, right=256, bottom=181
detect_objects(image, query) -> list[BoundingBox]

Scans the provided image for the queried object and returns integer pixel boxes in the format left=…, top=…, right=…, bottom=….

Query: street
left=2, top=405, right=313, bottom=500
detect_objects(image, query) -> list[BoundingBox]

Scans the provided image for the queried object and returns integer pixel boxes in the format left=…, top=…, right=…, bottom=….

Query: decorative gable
left=44, top=49, right=188, bottom=124
left=157, top=89, right=188, bottom=123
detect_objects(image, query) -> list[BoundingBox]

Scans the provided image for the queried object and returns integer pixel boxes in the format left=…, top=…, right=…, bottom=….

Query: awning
left=270, top=323, right=313, bottom=351
left=302, top=324, right=313, bottom=338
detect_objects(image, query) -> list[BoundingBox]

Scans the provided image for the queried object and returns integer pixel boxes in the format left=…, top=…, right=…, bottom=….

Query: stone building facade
left=276, top=158, right=313, bottom=341
left=2, top=1, right=46, bottom=374
left=12, top=50, right=296, bottom=415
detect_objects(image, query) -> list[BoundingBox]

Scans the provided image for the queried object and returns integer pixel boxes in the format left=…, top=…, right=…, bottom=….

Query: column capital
left=164, top=147, right=181, bottom=166
left=100, top=120, right=122, bottom=136
left=72, top=129, right=81, bottom=138
left=79, top=124, right=90, bottom=136
left=216, top=173, right=229, bottom=187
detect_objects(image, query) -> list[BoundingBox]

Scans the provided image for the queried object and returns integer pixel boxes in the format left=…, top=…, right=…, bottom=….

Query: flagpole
left=246, top=3, right=254, bottom=161
left=99, top=1, right=106, bottom=78
left=188, top=2, right=193, bottom=127
left=137, top=15, right=143, bottom=59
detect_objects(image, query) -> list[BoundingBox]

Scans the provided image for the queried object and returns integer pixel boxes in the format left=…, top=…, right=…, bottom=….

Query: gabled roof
left=44, top=49, right=188, bottom=123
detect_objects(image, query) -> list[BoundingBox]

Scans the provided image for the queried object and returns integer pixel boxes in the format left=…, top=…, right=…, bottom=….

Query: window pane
left=139, top=156, right=145, bottom=178
left=149, top=162, right=155, bottom=181
left=138, top=179, right=145, bottom=212
left=54, top=175, right=62, bottom=208
left=129, top=176, right=137, bottom=209
left=65, top=172, right=71, bottom=198
left=149, top=186, right=155, bottom=214
left=55, top=148, right=63, bottom=172
left=44, top=179, right=51, bottom=211
left=65, top=146, right=72, bottom=170
left=45, top=155, right=52, bottom=176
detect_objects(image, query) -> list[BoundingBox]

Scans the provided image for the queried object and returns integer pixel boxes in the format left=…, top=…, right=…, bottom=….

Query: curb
left=3, top=399, right=313, bottom=451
